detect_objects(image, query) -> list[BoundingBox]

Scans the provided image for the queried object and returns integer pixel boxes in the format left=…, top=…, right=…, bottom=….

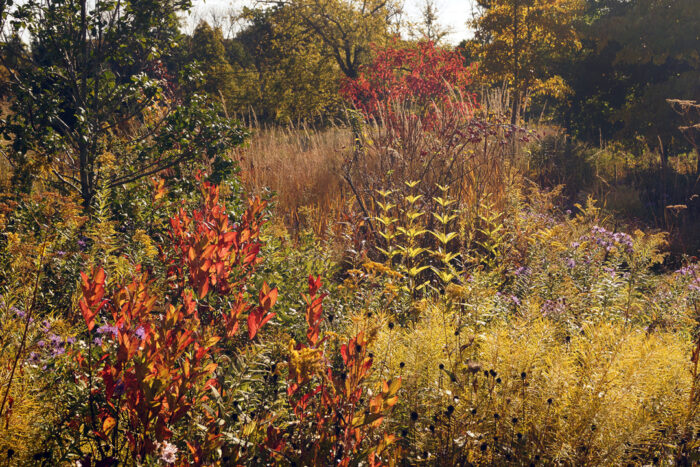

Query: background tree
left=588, top=0, right=699, bottom=158
left=266, top=0, right=401, bottom=79
left=188, top=21, right=236, bottom=105
left=547, top=0, right=699, bottom=167
left=410, top=0, right=452, bottom=44
left=225, top=6, right=342, bottom=122
left=0, top=0, right=244, bottom=208
left=470, top=0, right=584, bottom=123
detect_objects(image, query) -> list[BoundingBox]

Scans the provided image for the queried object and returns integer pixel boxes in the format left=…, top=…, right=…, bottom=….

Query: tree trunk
left=79, top=142, right=93, bottom=210
left=511, top=0, right=520, bottom=126
left=79, top=0, right=92, bottom=210
left=511, top=91, right=520, bottom=126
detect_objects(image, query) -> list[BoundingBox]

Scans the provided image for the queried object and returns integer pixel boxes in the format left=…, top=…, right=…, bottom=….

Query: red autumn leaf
left=259, top=282, right=278, bottom=309
left=79, top=267, right=107, bottom=331
left=247, top=306, right=276, bottom=340
left=308, top=274, right=322, bottom=295
left=303, top=275, right=327, bottom=346
left=340, top=40, right=477, bottom=126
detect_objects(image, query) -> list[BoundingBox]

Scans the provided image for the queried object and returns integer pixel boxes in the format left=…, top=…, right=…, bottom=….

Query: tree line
left=1, top=0, right=698, bottom=210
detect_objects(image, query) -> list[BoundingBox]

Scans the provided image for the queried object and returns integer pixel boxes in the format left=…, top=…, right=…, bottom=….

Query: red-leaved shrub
left=73, top=183, right=276, bottom=465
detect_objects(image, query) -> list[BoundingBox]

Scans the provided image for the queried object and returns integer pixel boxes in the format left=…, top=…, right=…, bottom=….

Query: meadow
left=2, top=96, right=700, bottom=465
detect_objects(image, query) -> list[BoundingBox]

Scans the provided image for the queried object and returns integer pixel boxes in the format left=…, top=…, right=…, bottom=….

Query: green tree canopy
left=188, top=21, right=236, bottom=103
left=561, top=0, right=700, bottom=158
left=224, top=6, right=342, bottom=122
left=266, top=0, right=401, bottom=79
left=0, top=0, right=244, bottom=207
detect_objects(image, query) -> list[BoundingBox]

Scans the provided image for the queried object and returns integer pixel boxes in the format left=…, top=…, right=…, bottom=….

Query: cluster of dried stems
left=237, top=89, right=532, bottom=240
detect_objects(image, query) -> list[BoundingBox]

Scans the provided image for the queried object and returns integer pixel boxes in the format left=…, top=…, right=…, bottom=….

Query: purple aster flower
left=541, top=298, right=566, bottom=317
left=96, top=324, right=119, bottom=337
left=94, top=337, right=104, bottom=346
left=690, top=278, right=700, bottom=293
left=37, top=340, right=46, bottom=348
left=567, top=258, right=576, bottom=269
left=28, top=352, right=41, bottom=364
left=65, top=336, right=76, bottom=345
left=11, top=307, right=25, bottom=318
left=48, top=333, right=62, bottom=346
left=677, top=266, right=696, bottom=276
left=134, top=327, right=146, bottom=340
left=514, top=266, right=530, bottom=277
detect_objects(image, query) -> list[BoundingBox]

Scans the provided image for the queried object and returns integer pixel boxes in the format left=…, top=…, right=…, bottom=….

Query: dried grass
left=232, top=122, right=353, bottom=231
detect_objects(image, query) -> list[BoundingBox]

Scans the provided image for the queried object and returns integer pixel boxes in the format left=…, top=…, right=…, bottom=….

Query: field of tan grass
left=233, top=123, right=353, bottom=230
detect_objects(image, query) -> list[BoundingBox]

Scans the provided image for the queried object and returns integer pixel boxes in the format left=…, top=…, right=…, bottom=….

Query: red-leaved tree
left=340, top=40, right=478, bottom=121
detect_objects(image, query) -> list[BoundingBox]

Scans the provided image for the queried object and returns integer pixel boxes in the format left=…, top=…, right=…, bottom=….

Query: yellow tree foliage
left=471, top=0, right=583, bottom=122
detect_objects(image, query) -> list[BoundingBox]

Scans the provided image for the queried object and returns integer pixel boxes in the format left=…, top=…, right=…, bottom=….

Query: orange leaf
left=102, top=416, right=116, bottom=434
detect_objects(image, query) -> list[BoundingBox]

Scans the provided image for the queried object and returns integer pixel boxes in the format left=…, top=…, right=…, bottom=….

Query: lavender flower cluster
left=676, top=264, right=700, bottom=294
left=541, top=298, right=566, bottom=317
left=582, top=226, right=634, bottom=253
left=94, top=323, right=146, bottom=346
left=495, top=291, right=521, bottom=307
left=513, top=266, right=531, bottom=277
left=27, top=320, right=76, bottom=365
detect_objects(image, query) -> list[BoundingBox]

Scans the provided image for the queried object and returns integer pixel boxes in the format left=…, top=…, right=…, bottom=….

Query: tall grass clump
left=233, top=121, right=352, bottom=233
